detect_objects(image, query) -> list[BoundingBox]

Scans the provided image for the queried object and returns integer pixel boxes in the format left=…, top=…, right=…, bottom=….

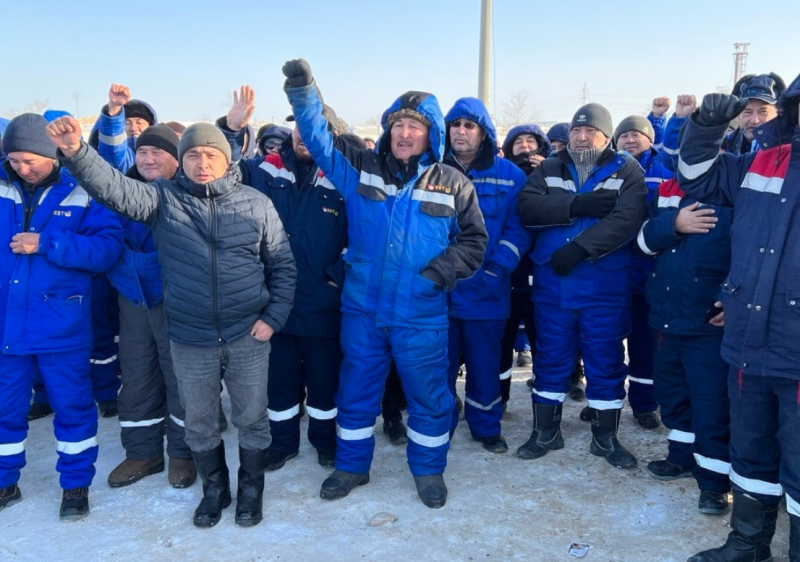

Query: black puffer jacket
left=60, top=143, right=296, bottom=346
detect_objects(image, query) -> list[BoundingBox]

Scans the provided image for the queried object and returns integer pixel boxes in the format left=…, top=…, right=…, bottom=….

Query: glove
left=570, top=189, right=617, bottom=219
left=550, top=242, right=588, bottom=276
left=282, top=59, right=313, bottom=88
left=695, top=94, right=748, bottom=128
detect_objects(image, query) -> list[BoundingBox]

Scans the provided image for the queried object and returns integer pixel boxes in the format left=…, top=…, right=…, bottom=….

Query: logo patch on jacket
left=322, top=206, right=339, bottom=216
left=425, top=183, right=452, bottom=194
left=53, top=210, right=72, bottom=217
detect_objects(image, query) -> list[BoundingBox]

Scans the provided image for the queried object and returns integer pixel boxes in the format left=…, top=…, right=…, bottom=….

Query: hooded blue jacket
left=91, top=100, right=158, bottom=174
left=0, top=163, right=124, bottom=354
left=285, top=84, right=488, bottom=330
left=443, top=97, right=529, bottom=320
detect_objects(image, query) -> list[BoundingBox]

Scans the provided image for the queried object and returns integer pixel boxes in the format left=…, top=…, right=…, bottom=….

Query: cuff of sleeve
left=421, top=267, right=447, bottom=291
left=57, top=142, right=90, bottom=164
left=36, top=232, right=51, bottom=254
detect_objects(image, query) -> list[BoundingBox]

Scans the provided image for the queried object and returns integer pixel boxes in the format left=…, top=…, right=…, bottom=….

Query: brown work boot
left=107, top=456, right=165, bottom=488
left=168, top=457, right=197, bottom=489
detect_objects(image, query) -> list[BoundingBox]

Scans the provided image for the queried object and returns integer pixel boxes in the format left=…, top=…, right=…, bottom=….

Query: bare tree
left=498, top=90, right=542, bottom=128
left=3, top=99, right=49, bottom=118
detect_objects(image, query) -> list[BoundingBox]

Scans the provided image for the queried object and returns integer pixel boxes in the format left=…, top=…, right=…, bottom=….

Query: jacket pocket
left=39, top=293, right=83, bottom=341
left=342, top=253, right=372, bottom=311
left=411, top=272, right=446, bottom=315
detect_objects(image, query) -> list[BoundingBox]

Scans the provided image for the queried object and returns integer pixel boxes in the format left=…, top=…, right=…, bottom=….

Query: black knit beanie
left=123, top=100, right=155, bottom=125
left=135, top=124, right=179, bottom=161
left=614, top=115, right=654, bottom=144
left=1, top=113, right=57, bottom=159
left=571, top=103, right=613, bottom=139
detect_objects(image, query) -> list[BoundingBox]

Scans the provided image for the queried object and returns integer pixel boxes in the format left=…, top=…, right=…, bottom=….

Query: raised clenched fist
left=282, top=59, right=313, bottom=89
left=696, top=94, right=748, bottom=128
left=675, top=95, right=697, bottom=119
left=46, top=116, right=83, bottom=158
left=108, top=83, right=131, bottom=116
left=651, top=97, right=671, bottom=118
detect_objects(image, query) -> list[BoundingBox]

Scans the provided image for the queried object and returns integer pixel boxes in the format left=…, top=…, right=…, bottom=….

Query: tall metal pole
left=478, top=0, right=492, bottom=108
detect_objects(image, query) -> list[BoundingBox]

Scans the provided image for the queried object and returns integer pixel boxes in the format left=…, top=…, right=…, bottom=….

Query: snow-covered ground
left=2, top=366, right=792, bottom=562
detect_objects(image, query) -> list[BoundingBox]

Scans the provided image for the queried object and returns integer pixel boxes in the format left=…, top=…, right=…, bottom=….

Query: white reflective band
left=668, top=429, right=695, bottom=444
left=56, top=436, right=98, bottom=455
left=119, top=417, right=164, bottom=428
left=360, top=171, right=397, bottom=196
left=628, top=376, right=654, bottom=385
left=678, top=156, right=717, bottom=180
left=645, top=176, right=669, bottom=185
left=730, top=469, right=784, bottom=496
left=637, top=224, right=657, bottom=256
left=498, top=240, right=520, bottom=257
left=498, top=369, right=512, bottom=381
left=406, top=427, right=449, bottom=448
left=411, top=189, right=455, bottom=208
left=267, top=404, right=300, bottom=422
left=0, top=440, right=25, bottom=456
left=662, top=146, right=679, bottom=156
left=114, top=335, right=120, bottom=344
left=532, top=389, right=567, bottom=403
left=169, top=414, right=185, bottom=428
left=587, top=399, right=624, bottom=410
left=657, top=195, right=682, bottom=208
left=60, top=185, right=90, bottom=207
left=90, top=354, right=118, bottom=365
left=37, top=187, right=53, bottom=205
left=316, top=175, right=336, bottom=190
left=98, top=131, right=127, bottom=146
left=259, top=160, right=296, bottom=182
left=597, top=178, right=624, bottom=191
left=0, top=182, right=22, bottom=204
left=306, top=406, right=337, bottom=420
left=741, top=172, right=784, bottom=195
left=464, top=396, right=502, bottom=411
left=474, top=177, right=515, bottom=187
left=652, top=142, right=664, bottom=151
left=787, top=494, right=800, bottom=517
left=545, top=176, right=576, bottom=193
left=336, top=424, right=374, bottom=441
left=693, top=453, right=730, bottom=475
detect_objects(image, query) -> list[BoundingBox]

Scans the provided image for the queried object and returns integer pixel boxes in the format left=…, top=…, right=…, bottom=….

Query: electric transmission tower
left=733, top=43, right=750, bottom=85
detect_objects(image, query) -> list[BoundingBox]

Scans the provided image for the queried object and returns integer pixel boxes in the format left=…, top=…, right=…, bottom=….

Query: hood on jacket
left=444, top=97, right=498, bottom=167
left=754, top=70, right=800, bottom=150
left=88, top=99, right=159, bottom=149
left=547, top=122, right=570, bottom=145
left=377, top=91, right=445, bottom=163
left=257, top=124, right=292, bottom=154
left=502, top=123, right=552, bottom=158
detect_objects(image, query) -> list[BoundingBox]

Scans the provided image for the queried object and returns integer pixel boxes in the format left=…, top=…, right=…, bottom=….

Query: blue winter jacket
left=285, top=84, right=488, bottom=330
left=91, top=100, right=158, bottom=173
left=443, top=97, right=529, bottom=320
left=677, top=75, right=800, bottom=379
left=637, top=178, right=731, bottom=335
left=0, top=163, right=124, bottom=354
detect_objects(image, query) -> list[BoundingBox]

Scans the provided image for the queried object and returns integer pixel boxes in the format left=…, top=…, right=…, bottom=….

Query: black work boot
left=516, top=403, right=564, bottom=460
left=316, top=448, right=336, bottom=469
left=687, top=492, right=778, bottom=562
left=59, top=487, right=89, bottom=521
left=107, top=456, right=165, bottom=488
left=235, top=447, right=266, bottom=527
left=633, top=410, right=662, bottom=430
left=0, top=484, right=22, bottom=511
left=98, top=400, right=118, bottom=418
left=319, top=470, right=369, bottom=501
left=192, top=442, right=231, bottom=528
left=414, top=474, right=448, bottom=508
left=383, top=416, right=408, bottom=445
left=589, top=408, right=637, bottom=469
left=647, top=459, right=693, bottom=481
left=579, top=405, right=591, bottom=422
left=790, top=513, right=799, bottom=562
left=479, top=434, right=508, bottom=454
left=264, top=447, right=298, bottom=472
left=27, top=402, right=54, bottom=421
left=698, top=491, right=730, bottom=515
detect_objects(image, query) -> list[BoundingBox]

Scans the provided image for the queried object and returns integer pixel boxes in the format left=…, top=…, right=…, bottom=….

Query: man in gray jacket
left=46, top=116, right=296, bottom=529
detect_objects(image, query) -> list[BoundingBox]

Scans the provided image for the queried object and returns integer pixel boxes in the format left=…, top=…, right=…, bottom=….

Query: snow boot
left=479, top=434, right=508, bottom=454
left=633, top=410, right=662, bottom=430
left=414, top=474, right=447, bottom=508
left=788, top=513, right=798, bottom=562
left=589, top=408, right=637, bottom=469
left=319, top=470, right=369, bottom=501
left=264, top=447, right=298, bottom=472
left=383, top=416, right=408, bottom=445
left=0, top=484, right=22, bottom=511
left=516, top=403, right=564, bottom=460
left=59, top=487, right=89, bottom=521
left=192, top=442, right=231, bottom=528
left=168, top=457, right=197, bottom=489
left=316, top=448, right=336, bottom=468
left=687, top=492, right=777, bottom=562
left=235, top=447, right=266, bottom=527
left=516, top=350, right=532, bottom=367
left=27, top=402, right=54, bottom=421
left=579, top=405, right=591, bottom=422
left=108, top=456, right=165, bottom=488
left=98, top=399, right=118, bottom=418
left=699, top=491, right=730, bottom=515
left=648, top=459, right=693, bottom=481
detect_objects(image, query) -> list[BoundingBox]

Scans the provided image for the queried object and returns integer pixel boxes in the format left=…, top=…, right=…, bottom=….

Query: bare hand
left=652, top=97, right=671, bottom=118
left=529, top=154, right=545, bottom=168
left=709, top=301, right=724, bottom=327
left=46, top=116, right=83, bottom=157
left=675, top=95, right=697, bottom=118
left=251, top=319, right=274, bottom=342
left=10, top=233, right=40, bottom=254
left=674, top=202, right=717, bottom=234
left=226, top=85, right=256, bottom=131
left=108, top=83, right=131, bottom=116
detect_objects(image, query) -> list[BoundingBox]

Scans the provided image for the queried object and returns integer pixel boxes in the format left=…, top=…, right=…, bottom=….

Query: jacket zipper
left=22, top=186, right=46, bottom=232
left=207, top=185, right=223, bottom=342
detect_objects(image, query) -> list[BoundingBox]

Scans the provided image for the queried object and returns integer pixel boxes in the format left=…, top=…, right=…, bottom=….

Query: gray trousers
left=118, top=296, right=190, bottom=460
left=171, top=334, right=271, bottom=453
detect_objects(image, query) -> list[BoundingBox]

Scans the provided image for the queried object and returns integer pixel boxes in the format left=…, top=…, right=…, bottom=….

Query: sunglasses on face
left=450, top=119, right=479, bottom=130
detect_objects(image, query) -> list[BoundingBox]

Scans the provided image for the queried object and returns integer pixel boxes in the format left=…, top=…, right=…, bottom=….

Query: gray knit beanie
left=178, top=122, right=231, bottom=163
left=571, top=103, right=613, bottom=139
left=614, top=115, right=655, bottom=144
left=1, top=113, right=58, bottom=159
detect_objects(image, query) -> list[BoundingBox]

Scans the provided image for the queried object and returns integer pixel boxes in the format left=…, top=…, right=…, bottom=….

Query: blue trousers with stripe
left=653, top=332, right=730, bottom=493
left=335, top=313, right=453, bottom=476
left=0, top=347, right=98, bottom=490
left=447, top=317, right=506, bottom=439
left=728, top=369, right=800, bottom=517
left=627, top=293, right=657, bottom=412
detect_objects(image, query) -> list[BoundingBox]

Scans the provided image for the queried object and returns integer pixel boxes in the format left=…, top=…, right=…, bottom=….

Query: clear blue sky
left=2, top=0, right=797, bottom=128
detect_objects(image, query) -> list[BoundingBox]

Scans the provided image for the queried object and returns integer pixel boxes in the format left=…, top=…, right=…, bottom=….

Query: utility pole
left=579, top=83, right=590, bottom=105
left=733, top=43, right=750, bottom=85
left=73, top=92, right=81, bottom=119
left=477, top=0, right=492, bottom=108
